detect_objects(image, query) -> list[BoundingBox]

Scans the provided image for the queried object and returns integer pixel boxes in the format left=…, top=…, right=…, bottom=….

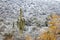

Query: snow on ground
left=0, top=0, right=60, bottom=40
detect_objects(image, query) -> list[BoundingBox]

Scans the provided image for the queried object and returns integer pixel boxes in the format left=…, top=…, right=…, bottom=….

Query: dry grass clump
left=25, top=34, right=33, bottom=40
left=36, top=13, right=60, bottom=40
left=3, top=33, right=14, bottom=40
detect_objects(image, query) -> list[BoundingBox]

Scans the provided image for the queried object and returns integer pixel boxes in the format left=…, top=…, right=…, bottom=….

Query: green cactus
left=17, top=8, right=25, bottom=34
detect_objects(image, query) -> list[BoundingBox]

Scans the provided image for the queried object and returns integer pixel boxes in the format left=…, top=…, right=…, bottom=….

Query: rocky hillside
left=0, top=0, right=60, bottom=40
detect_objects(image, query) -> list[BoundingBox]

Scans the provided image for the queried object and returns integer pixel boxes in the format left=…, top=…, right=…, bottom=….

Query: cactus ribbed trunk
left=17, top=8, right=25, bottom=34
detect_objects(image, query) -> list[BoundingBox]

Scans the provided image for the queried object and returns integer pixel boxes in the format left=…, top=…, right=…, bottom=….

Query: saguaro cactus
left=17, top=8, right=25, bottom=34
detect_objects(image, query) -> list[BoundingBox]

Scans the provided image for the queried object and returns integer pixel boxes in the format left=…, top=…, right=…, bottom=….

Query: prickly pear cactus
left=17, top=8, right=25, bottom=34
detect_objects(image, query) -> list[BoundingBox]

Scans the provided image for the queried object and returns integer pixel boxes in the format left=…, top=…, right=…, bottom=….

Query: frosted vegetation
left=0, top=0, right=60, bottom=40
